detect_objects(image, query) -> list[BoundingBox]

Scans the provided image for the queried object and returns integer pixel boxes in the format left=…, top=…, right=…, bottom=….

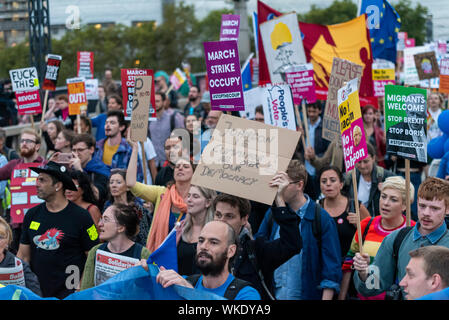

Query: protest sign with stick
left=67, top=77, right=87, bottom=134
left=338, top=79, right=368, bottom=253
left=40, top=54, right=62, bottom=135
left=385, top=84, right=427, bottom=226
left=130, top=75, right=154, bottom=185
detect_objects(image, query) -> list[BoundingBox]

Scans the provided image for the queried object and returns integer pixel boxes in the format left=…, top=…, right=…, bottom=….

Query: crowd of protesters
left=1, top=68, right=449, bottom=301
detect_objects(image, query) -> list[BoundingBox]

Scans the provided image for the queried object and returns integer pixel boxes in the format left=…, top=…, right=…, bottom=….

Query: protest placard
left=337, top=78, right=368, bottom=252
left=77, top=51, right=94, bottom=79
left=414, top=51, right=439, bottom=80
left=372, top=61, right=395, bottom=97
left=284, top=63, right=316, bottom=104
left=84, top=79, right=99, bottom=100
left=322, top=57, right=363, bottom=142
left=9, top=67, right=39, bottom=92
left=42, top=54, right=62, bottom=91
left=219, top=14, right=240, bottom=42
left=66, top=77, right=87, bottom=115
left=192, top=114, right=300, bottom=205
left=15, top=90, right=42, bottom=115
left=261, top=83, right=296, bottom=131
left=130, top=75, right=153, bottom=142
left=403, top=45, right=439, bottom=87
left=204, top=40, right=244, bottom=111
left=338, top=78, right=368, bottom=172
left=439, top=58, right=449, bottom=94
left=239, top=86, right=262, bottom=119
left=259, top=12, right=306, bottom=84
left=385, top=85, right=427, bottom=163
left=94, top=249, right=140, bottom=287
left=120, top=69, right=155, bottom=120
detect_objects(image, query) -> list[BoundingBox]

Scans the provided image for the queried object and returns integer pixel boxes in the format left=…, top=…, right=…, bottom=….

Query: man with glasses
left=0, top=128, right=46, bottom=252
left=70, top=133, right=110, bottom=209
left=256, top=159, right=342, bottom=300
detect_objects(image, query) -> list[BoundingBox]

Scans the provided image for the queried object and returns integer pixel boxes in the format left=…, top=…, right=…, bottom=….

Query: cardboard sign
left=261, top=83, right=296, bottom=131
left=130, top=75, right=153, bottom=142
left=439, top=58, right=449, bottom=94
left=121, top=68, right=155, bottom=120
left=66, top=77, right=87, bottom=115
left=372, top=61, right=395, bottom=97
left=414, top=51, right=439, bottom=80
left=337, top=78, right=368, bottom=172
left=385, top=85, right=427, bottom=163
left=85, top=79, right=99, bottom=100
left=322, top=57, right=363, bottom=142
left=219, top=14, right=240, bottom=42
left=284, top=63, right=317, bottom=104
left=77, top=51, right=94, bottom=79
left=259, top=12, right=306, bottom=84
left=204, top=40, right=244, bottom=111
left=15, top=90, right=42, bottom=115
left=42, top=54, right=62, bottom=91
left=9, top=67, right=39, bottom=92
left=9, top=163, right=44, bottom=224
left=192, top=114, right=300, bottom=205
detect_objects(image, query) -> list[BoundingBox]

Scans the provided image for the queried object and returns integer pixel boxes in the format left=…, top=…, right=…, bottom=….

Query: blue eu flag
left=359, top=0, right=401, bottom=63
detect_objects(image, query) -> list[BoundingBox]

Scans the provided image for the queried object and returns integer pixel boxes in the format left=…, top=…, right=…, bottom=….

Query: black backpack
left=186, top=274, right=253, bottom=300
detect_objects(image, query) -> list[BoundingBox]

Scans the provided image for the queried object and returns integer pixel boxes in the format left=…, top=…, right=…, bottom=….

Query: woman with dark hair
left=74, top=115, right=92, bottom=134
left=318, top=165, right=370, bottom=260
left=80, top=203, right=150, bottom=290
left=54, top=129, right=75, bottom=154
left=104, top=169, right=153, bottom=247
left=40, top=120, right=64, bottom=159
left=65, top=170, right=102, bottom=230
left=362, top=104, right=386, bottom=168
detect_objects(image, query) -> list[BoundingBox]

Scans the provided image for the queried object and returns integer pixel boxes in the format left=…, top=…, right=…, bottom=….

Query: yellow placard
left=372, top=69, right=395, bottom=81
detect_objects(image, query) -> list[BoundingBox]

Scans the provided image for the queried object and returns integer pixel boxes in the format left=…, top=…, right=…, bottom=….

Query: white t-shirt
left=427, top=108, right=443, bottom=142
left=358, top=175, right=372, bottom=207
left=137, top=138, right=157, bottom=185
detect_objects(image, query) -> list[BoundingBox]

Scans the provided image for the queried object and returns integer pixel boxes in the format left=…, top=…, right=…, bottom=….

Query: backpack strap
left=312, top=202, right=322, bottom=254
left=186, top=274, right=202, bottom=287
left=362, top=217, right=374, bottom=244
left=391, top=226, right=414, bottom=282
left=223, top=277, right=253, bottom=300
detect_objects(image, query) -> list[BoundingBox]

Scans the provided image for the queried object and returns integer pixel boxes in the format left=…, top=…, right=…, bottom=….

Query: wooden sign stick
left=352, top=169, right=364, bottom=255
left=30, top=115, right=35, bottom=129
left=76, top=114, right=81, bottom=134
left=301, top=99, right=311, bottom=146
left=294, top=103, right=307, bottom=150
left=39, top=90, right=49, bottom=136
left=405, top=159, right=411, bottom=227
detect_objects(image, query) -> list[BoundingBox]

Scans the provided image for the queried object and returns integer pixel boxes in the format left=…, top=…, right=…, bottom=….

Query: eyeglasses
left=72, top=147, right=88, bottom=153
left=20, top=139, right=36, bottom=145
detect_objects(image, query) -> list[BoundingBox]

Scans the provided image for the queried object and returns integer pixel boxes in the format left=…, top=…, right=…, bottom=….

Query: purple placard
left=219, top=14, right=240, bottom=42
left=204, top=40, right=244, bottom=111
left=285, top=64, right=317, bottom=104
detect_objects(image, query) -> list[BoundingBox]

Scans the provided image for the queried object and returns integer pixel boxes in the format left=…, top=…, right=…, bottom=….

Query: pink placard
left=15, top=90, right=42, bottom=115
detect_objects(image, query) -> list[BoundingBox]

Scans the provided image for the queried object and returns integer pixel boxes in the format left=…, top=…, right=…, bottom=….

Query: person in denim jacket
left=256, top=160, right=342, bottom=300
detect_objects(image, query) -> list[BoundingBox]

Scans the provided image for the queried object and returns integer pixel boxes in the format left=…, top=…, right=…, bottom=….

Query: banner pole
left=352, top=169, right=364, bottom=255
left=301, top=99, right=311, bottom=146
left=39, top=90, right=49, bottom=136
left=294, top=103, right=307, bottom=150
left=30, top=115, right=35, bottom=129
left=405, top=159, right=411, bottom=227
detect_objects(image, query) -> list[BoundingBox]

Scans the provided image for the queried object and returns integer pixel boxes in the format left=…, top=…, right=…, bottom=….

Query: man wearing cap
left=17, top=162, right=99, bottom=299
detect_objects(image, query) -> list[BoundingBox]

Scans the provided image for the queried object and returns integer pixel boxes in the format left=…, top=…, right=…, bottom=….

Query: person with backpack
left=340, top=176, right=416, bottom=300
left=352, top=177, right=449, bottom=300
left=342, top=143, right=395, bottom=217
left=255, top=160, right=341, bottom=300
left=140, top=220, right=260, bottom=300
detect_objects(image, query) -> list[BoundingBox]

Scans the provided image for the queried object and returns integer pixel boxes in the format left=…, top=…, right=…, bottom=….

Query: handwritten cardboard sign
left=121, top=69, right=155, bottom=120
left=322, top=57, right=363, bottom=142
left=9, top=67, right=39, bottom=92
left=130, top=75, right=153, bottom=142
left=192, top=114, right=300, bottom=205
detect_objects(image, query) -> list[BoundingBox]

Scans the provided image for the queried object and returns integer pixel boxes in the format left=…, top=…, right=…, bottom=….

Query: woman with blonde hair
left=177, top=185, right=216, bottom=275
left=0, top=216, right=41, bottom=295
left=340, top=175, right=416, bottom=300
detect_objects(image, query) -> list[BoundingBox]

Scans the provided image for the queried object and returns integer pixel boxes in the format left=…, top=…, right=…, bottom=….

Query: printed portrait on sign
left=353, top=125, right=362, bottom=147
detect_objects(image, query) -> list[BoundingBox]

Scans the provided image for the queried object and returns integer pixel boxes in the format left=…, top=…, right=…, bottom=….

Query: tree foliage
left=0, top=0, right=431, bottom=83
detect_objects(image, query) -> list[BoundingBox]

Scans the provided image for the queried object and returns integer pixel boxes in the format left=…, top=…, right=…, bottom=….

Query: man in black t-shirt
left=17, top=162, right=99, bottom=298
